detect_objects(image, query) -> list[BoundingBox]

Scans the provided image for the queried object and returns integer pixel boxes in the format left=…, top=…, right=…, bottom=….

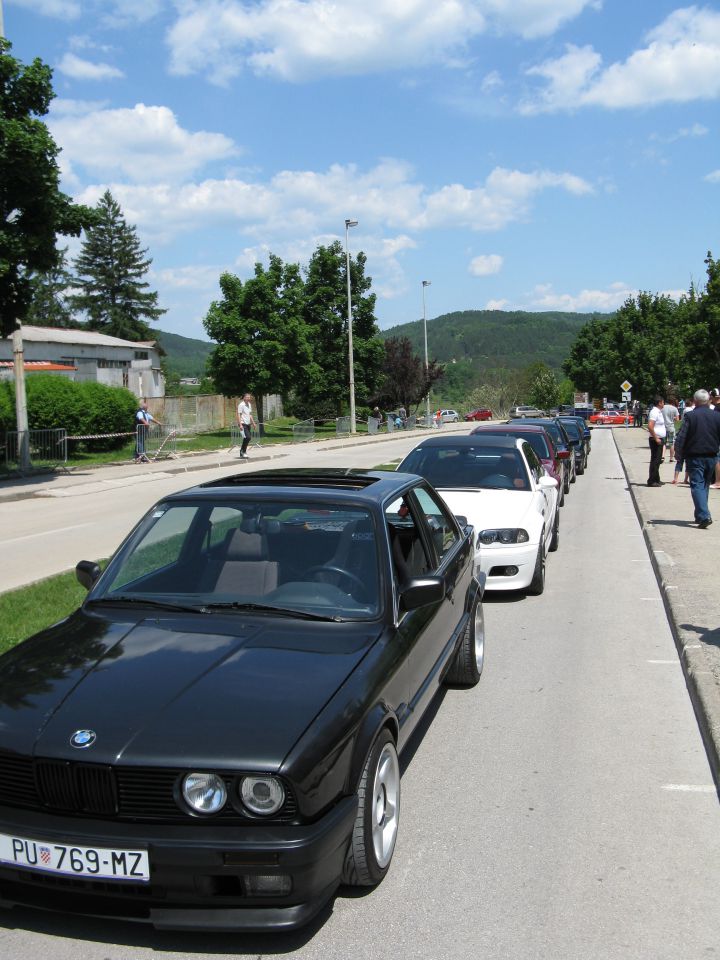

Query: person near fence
left=237, top=393, right=255, bottom=459
left=134, top=399, right=162, bottom=463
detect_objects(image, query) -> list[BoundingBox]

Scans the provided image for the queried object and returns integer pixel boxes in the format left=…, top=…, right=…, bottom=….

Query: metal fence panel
left=292, top=419, right=315, bottom=442
left=367, top=418, right=379, bottom=435
left=335, top=416, right=351, bottom=436
left=230, top=424, right=263, bottom=452
left=135, top=424, right=178, bottom=461
left=5, top=429, right=67, bottom=469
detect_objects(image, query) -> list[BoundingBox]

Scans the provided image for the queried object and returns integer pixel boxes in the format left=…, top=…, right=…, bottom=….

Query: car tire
left=342, top=730, right=400, bottom=887
left=563, top=472, right=570, bottom=495
left=527, top=543, right=546, bottom=595
left=558, top=483, right=565, bottom=507
left=549, top=510, right=560, bottom=552
left=444, top=598, right=484, bottom=687
left=576, top=459, right=584, bottom=476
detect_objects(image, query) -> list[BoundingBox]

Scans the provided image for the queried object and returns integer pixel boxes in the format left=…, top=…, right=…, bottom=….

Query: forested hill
left=155, top=329, right=214, bottom=378
left=382, top=309, right=609, bottom=372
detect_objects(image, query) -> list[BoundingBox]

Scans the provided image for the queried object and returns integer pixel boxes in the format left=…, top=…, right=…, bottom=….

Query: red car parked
left=470, top=422, right=568, bottom=506
left=464, top=408, right=493, bottom=422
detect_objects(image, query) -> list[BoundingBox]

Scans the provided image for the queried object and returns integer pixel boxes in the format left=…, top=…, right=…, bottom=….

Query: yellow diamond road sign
left=621, top=380, right=632, bottom=392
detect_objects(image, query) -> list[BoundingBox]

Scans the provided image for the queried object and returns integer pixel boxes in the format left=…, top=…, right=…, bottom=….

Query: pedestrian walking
left=646, top=396, right=666, bottom=486
left=673, top=389, right=720, bottom=528
left=134, top=399, right=162, bottom=463
left=237, top=393, right=255, bottom=460
left=662, top=398, right=680, bottom=462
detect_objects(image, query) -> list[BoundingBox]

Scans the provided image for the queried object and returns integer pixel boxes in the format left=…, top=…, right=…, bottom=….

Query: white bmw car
left=398, top=435, right=559, bottom=594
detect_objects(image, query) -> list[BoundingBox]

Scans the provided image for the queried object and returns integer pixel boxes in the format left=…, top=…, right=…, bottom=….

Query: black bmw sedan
left=0, top=469, right=484, bottom=932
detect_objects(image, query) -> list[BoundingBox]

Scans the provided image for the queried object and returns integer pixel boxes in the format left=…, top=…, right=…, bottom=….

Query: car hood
left=0, top=610, right=379, bottom=770
left=436, top=488, right=543, bottom=532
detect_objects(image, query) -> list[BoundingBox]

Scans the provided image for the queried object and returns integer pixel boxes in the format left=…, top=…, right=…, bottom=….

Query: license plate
left=0, top=833, right=150, bottom=882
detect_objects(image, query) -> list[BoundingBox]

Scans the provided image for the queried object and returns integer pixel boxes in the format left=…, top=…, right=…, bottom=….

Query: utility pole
left=2, top=4, right=32, bottom=470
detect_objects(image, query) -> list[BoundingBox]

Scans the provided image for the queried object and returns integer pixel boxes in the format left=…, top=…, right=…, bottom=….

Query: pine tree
left=25, top=248, right=74, bottom=327
left=69, top=190, right=165, bottom=341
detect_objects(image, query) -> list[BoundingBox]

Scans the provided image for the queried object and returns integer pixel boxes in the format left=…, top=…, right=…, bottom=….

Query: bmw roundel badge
left=69, top=729, right=97, bottom=749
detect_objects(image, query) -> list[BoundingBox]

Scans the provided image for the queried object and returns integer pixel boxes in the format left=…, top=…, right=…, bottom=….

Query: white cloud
left=71, top=160, right=592, bottom=243
left=50, top=103, right=238, bottom=184
left=469, top=253, right=503, bottom=276
left=650, top=122, right=709, bottom=143
left=9, top=0, right=81, bottom=16
left=57, top=53, right=124, bottom=81
left=705, top=170, right=720, bottom=182
left=528, top=281, right=636, bottom=311
left=486, top=298, right=509, bottom=310
left=522, top=6, right=720, bottom=113
left=166, top=0, right=597, bottom=84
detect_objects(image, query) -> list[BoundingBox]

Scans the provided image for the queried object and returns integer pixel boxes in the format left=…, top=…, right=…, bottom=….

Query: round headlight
left=498, top=529, right=515, bottom=543
left=182, top=772, right=227, bottom=815
left=479, top=530, right=497, bottom=545
left=240, top=776, right=285, bottom=816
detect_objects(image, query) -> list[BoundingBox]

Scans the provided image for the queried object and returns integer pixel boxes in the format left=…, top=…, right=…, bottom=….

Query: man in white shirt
left=237, top=393, right=255, bottom=460
left=661, top=399, right=679, bottom=462
left=647, top=396, right=666, bottom=486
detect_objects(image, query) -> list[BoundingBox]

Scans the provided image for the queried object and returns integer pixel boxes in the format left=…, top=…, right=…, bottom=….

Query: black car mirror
left=454, top=514, right=468, bottom=528
left=76, top=561, right=101, bottom=591
left=400, top=577, right=444, bottom=610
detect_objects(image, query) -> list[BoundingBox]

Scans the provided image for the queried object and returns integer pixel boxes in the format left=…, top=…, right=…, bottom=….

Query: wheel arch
left=347, top=704, right=399, bottom=794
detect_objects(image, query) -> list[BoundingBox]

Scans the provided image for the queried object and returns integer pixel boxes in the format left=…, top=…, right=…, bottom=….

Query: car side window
left=385, top=496, right=432, bottom=583
left=411, top=486, right=459, bottom=562
left=522, top=443, right=543, bottom=484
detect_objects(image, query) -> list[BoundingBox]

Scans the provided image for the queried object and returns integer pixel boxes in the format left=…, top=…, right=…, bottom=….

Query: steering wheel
left=306, top=564, right=366, bottom=596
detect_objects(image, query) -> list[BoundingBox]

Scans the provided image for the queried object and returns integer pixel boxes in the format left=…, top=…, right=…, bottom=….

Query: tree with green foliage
left=682, top=252, right=720, bottom=390
left=204, top=255, right=312, bottom=420
left=301, top=242, right=385, bottom=417
left=528, top=365, right=561, bottom=410
left=25, top=248, right=73, bottom=327
left=563, top=292, right=680, bottom=401
left=373, top=336, right=444, bottom=413
left=69, top=190, right=165, bottom=342
left=0, top=38, right=95, bottom=338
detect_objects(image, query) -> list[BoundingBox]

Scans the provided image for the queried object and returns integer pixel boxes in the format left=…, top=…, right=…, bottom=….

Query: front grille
left=35, top=760, right=118, bottom=815
left=0, top=752, right=297, bottom=824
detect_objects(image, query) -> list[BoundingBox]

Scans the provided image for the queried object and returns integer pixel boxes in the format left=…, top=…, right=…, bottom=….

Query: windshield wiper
left=87, top=595, right=209, bottom=614
left=204, top=601, right=345, bottom=622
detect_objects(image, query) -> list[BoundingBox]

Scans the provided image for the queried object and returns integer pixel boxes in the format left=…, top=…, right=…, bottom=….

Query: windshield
left=95, top=499, right=381, bottom=620
left=559, top=420, right=581, bottom=441
left=400, top=445, right=530, bottom=491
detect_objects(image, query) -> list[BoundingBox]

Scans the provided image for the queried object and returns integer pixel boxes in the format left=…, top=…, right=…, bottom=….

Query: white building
left=0, top=326, right=165, bottom=397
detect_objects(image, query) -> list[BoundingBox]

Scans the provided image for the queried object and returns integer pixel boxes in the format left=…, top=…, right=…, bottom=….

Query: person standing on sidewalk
left=647, top=396, right=666, bottom=486
left=134, top=399, right=162, bottom=463
left=673, top=389, right=720, bottom=529
left=237, top=393, right=255, bottom=460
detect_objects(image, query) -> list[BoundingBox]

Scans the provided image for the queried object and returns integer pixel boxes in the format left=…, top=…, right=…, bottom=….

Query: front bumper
left=0, top=797, right=358, bottom=931
left=475, top=542, right=538, bottom=591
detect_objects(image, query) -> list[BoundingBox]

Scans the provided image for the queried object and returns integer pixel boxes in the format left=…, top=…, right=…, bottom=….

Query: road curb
left=614, top=431, right=720, bottom=791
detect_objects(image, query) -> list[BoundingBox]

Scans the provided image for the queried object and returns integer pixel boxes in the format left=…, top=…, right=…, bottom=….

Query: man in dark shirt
left=674, top=389, right=720, bottom=529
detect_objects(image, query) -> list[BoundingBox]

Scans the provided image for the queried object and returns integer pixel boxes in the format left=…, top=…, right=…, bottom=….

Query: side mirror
left=539, top=474, right=558, bottom=488
left=76, top=560, right=101, bottom=592
left=454, top=514, right=468, bottom=529
left=400, top=577, right=444, bottom=610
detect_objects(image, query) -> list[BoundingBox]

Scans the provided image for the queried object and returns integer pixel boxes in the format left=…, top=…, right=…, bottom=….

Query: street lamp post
left=345, top=219, right=358, bottom=433
left=422, top=280, right=431, bottom=426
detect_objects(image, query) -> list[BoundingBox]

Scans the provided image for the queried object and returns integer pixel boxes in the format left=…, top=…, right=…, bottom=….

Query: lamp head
left=345, top=219, right=358, bottom=228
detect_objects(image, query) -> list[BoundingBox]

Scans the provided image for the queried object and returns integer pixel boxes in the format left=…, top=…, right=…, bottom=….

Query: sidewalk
left=614, top=425, right=720, bottom=788
left=0, top=423, right=466, bottom=504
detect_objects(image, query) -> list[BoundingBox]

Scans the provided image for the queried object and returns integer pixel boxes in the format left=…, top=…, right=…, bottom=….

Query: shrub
left=0, top=381, right=14, bottom=433
left=77, top=382, right=137, bottom=450
left=26, top=376, right=84, bottom=434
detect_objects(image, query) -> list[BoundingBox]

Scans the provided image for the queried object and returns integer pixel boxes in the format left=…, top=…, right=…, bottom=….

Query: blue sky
left=6, top=1, right=720, bottom=339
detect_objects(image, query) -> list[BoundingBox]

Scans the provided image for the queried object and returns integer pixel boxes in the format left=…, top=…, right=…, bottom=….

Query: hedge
left=0, top=376, right=138, bottom=450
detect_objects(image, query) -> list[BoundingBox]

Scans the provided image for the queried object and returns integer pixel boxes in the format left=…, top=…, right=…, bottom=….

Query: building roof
left=0, top=361, right=77, bottom=372
left=8, top=325, right=157, bottom=349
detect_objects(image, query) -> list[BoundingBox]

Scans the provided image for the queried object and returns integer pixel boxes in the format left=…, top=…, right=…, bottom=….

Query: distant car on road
left=589, top=411, right=629, bottom=425
left=439, top=409, right=460, bottom=423
left=509, top=405, right=545, bottom=419
left=464, top=408, right=493, bottom=422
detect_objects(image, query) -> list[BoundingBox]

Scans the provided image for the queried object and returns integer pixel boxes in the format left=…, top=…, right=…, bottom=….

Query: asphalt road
left=1, top=428, right=718, bottom=959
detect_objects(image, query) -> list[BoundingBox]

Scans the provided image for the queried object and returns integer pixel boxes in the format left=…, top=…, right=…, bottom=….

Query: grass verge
left=0, top=569, right=89, bottom=655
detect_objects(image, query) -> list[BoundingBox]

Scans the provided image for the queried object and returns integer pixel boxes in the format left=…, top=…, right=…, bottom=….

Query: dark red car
left=464, top=408, right=493, bottom=422
left=470, top=422, right=567, bottom=506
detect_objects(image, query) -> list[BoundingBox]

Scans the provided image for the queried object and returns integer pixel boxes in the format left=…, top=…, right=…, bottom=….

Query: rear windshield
left=559, top=420, right=581, bottom=441
left=400, top=445, right=530, bottom=491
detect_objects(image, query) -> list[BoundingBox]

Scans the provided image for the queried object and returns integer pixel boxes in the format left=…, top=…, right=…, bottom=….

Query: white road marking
left=662, top=784, right=716, bottom=793
left=3, top=522, right=94, bottom=545
left=647, top=660, right=678, bottom=664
